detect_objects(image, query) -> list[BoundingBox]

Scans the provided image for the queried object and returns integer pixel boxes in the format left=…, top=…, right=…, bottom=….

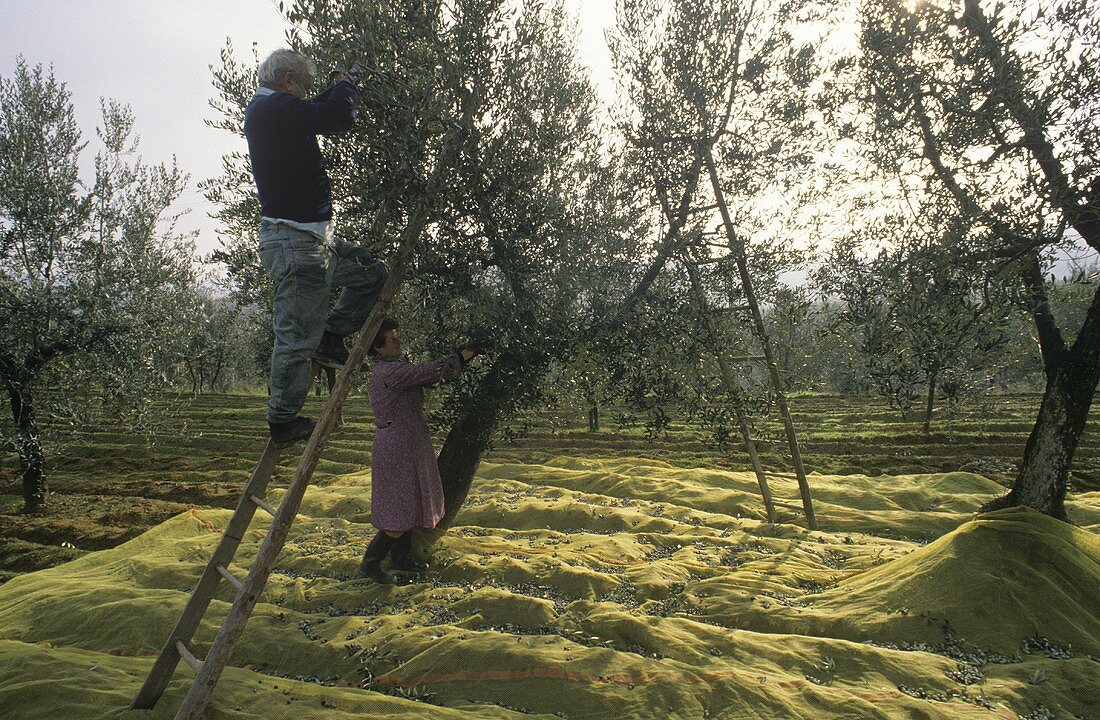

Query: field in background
left=0, top=391, right=1097, bottom=584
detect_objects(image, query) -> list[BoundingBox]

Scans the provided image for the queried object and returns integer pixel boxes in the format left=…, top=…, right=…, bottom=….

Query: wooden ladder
left=131, top=212, right=426, bottom=719
left=684, top=257, right=816, bottom=529
left=677, top=150, right=818, bottom=530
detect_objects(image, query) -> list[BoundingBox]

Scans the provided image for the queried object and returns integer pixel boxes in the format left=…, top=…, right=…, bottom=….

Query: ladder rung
left=216, top=565, right=243, bottom=592
left=687, top=202, right=719, bottom=214
left=250, top=494, right=277, bottom=517
left=729, top=355, right=767, bottom=362
left=176, top=641, right=203, bottom=673
left=768, top=471, right=804, bottom=481
left=772, top=501, right=806, bottom=512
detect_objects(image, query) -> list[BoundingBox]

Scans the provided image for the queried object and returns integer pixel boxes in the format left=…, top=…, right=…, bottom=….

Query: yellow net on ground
left=1, top=457, right=1097, bottom=719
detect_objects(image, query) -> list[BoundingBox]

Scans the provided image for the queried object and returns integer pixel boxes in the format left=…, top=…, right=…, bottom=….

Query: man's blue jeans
left=258, top=221, right=388, bottom=423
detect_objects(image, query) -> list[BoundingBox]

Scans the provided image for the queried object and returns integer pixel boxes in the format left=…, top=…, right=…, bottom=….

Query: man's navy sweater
left=243, top=81, right=357, bottom=224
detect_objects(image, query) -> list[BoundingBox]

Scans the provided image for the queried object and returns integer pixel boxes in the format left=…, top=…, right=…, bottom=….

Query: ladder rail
left=655, top=172, right=789, bottom=527
left=130, top=440, right=281, bottom=709
left=684, top=261, right=778, bottom=523
left=703, top=149, right=817, bottom=529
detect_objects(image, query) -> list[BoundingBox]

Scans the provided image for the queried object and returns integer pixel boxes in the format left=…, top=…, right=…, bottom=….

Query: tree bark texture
left=1021, top=252, right=1068, bottom=372
left=983, top=282, right=1100, bottom=519
left=6, top=381, right=47, bottom=513
left=921, top=370, right=937, bottom=434
left=432, top=350, right=542, bottom=534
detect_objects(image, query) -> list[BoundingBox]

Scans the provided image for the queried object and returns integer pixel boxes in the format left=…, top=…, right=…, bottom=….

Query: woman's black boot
left=357, top=532, right=398, bottom=584
left=390, top=532, right=429, bottom=573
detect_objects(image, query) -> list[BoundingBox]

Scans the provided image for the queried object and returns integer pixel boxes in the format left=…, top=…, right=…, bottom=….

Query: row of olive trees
left=9, top=2, right=1085, bottom=526
left=544, top=264, right=1082, bottom=445
left=8, top=0, right=1093, bottom=527
left=0, top=59, right=273, bottom=513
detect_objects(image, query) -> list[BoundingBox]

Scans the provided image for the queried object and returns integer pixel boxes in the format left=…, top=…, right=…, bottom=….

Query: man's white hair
left=258, top=49, right=317, bottom=89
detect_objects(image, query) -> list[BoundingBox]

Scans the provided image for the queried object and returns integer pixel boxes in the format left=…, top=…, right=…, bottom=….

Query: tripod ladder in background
left=674, top=150, right=817, bottom=530
left=683, top=256, right=817, bottom=529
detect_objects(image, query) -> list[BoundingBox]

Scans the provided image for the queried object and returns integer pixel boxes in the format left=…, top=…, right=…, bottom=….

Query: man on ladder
left=245, top=49, right=388, bottom=448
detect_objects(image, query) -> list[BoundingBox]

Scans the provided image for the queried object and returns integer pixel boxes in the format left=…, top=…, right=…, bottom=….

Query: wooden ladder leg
left=684, top=260, right=779, bottom=524
left=172, top=460, right=313, bottom=720
left=702, top=148, right=817, bottom=530
left=736, top=415, right=778, bottom=523
left=131, top=439, right=282, bottom=709
left=775, top=395, right=817, bottom=530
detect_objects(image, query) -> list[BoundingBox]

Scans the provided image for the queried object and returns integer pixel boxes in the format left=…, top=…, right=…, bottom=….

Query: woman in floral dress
left=357, top=318, right=479, bottom=583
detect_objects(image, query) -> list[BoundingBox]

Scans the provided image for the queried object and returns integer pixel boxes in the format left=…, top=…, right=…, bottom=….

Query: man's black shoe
left=268, top=416, right=316, bottom=449
left=314, top=331, right=349, bottom=369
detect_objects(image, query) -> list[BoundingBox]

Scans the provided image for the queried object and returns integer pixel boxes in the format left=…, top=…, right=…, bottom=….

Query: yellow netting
left=1, top=457, right=1097, bottom=719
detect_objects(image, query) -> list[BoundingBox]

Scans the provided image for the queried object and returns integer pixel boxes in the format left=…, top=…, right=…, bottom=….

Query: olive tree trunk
left=6, top=380, right=47, bottom=513
left=921, top=369, right=938, bottom=434
left=983, top=281, right=1100, bottom=519
left=431, top=350, right=543, bottom=533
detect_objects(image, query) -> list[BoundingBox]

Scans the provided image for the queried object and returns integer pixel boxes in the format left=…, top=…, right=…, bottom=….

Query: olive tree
left=820, top=206, right=1015, bottom=431
left=0, top=59, right=199, bottom=512
left=206, top=1, right=648, bottom=533
left=857, top=0, right=1100, bottom=518
left=817, top=239, right=923, bottom=416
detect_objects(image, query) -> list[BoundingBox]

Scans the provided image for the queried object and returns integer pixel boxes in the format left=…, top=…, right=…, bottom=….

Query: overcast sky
left=0, top=0, right=616, bottom=258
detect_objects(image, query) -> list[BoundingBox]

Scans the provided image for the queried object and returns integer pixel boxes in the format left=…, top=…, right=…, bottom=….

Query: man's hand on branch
left=327, top=68, right=353, bottom=86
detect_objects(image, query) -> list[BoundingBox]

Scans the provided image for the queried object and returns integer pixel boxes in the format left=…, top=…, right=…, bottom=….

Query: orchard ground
left=0, top=392, right=1097, bottom=719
